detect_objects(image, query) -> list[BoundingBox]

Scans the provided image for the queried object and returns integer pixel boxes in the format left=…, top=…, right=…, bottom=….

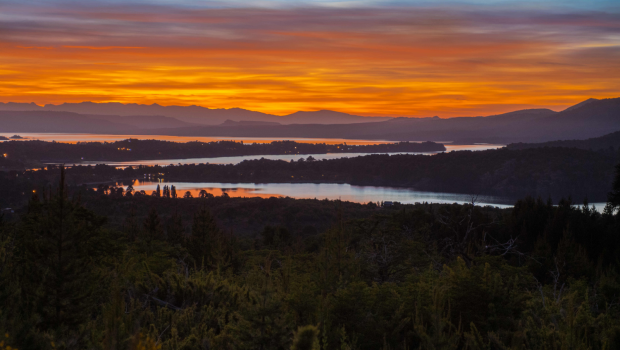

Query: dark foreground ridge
left=1, top=165, right=620, bottom=349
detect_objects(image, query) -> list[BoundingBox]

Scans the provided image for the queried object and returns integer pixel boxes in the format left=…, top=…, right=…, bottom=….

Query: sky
left=1, top=0, right=619, bottom=117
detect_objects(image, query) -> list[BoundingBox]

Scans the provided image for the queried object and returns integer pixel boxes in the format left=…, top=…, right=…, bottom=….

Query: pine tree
left=142, top=207, right=164, bottom=244
left=14, top=166, right=108, bottom=332
left=189, top=207, right=220, bottom=268
left=607, top=163, right=620, bottom=211
left=291, top=325, right=320, bottom=350
left=167, top=211, right=185, bottom=246
left=123, top=204, right=140, bottom=241
left=126, top=184, right=134, bottom=197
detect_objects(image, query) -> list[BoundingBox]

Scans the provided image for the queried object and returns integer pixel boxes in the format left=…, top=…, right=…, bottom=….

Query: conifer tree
left=189, top=207, right=220, bottom=268
left=167, top=211, right=185, bottom=246
left=291, top=325, right=320, bottom=350
left=14, top=166, right=108, bottom=333
left=126, top=184, right=134, bottom=197
left=142, top=207, right=164, bottom=244
left=123, top=204, right=139, bottom=241
left=607, top=163, right=620, bottom=211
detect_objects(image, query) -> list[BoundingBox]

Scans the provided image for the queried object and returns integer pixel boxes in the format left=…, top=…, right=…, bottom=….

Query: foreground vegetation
left=1, top=165, right=620, bottom=349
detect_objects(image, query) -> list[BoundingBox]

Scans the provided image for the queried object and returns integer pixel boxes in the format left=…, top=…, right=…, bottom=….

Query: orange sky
left=1, top=2, right=619, bottom=117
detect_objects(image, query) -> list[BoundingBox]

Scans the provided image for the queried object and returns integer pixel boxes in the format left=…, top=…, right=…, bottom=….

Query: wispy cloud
left=0, top=1, right=619, bottom=116
left=62, top=46, right=147, bottom=50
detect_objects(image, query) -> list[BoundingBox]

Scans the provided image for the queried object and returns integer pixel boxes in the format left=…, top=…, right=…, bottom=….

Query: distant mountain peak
left=220, top=119, right=281, bottom=126
left=563, top=98, right=599, bottom=112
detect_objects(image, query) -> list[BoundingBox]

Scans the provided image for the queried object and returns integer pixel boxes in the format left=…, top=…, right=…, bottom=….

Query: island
left=0, top=139, right=446, bottom=163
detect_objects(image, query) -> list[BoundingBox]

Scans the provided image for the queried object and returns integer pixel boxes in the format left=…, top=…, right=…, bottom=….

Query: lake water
left=1, top=133, right=501, bottom=148
left=119, top=180, right=514, bottom=207
left=2, top=132, right=502, bottom=166
left=112, top=180, right=605, bottom=211
left=77, top=149, right=496, bottom=167
left=0, top=133, right=405, bottom=145
left=111, top=180, right=607, bottom=211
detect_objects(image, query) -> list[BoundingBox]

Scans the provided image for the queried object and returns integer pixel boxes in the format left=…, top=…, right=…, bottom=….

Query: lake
left=1, top=132, right=502, bottom=166
left=76, top=148, right=498, bottom=167
left=119, top=180, right=513, bottom=207
left=111, top=180, right=607, bottom=211
left=0, top=133, right=411, bottom=145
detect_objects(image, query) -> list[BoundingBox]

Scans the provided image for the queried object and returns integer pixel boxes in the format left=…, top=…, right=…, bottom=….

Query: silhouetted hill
left=283, top=110, right=392, bottom=124
left=508, top=130, right=620, bottom=151
left=0, top=102, right=391, bottom=125
left=220, top=120, right=281, bottom=126
left=85, top=114, right=196, bottom=129
left=0, top=111, right=138, bottom=133
left=0, top=98, right=618, bottom=143
left=563, top=98, right=598, bottom=112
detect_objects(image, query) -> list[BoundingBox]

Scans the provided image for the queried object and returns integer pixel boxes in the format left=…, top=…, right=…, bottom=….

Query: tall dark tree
left=167, top=211, right=185, bottom=246
left=122, top=204, right=139, bottom=241
left=607, top=163, right=620, bottom=211
left=142, top=207, right=164, bottom=244
left=125, top=184, right=134, bottom=197
left=13, top=166, right=109, bottom=333
left=189, top=207, right=220, bottom=268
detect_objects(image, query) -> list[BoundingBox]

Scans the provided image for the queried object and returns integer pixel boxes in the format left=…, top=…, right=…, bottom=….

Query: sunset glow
left=1, top=1, right=619, bottom=117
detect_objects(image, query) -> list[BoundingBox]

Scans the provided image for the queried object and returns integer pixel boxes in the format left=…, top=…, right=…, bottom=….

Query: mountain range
left=0, top=102, right=391, bottom=125
left=0, top=98, right=619, bottom=143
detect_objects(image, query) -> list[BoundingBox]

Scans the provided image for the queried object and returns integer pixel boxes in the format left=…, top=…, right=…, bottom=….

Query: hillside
left=0, top=98, right=618, bottom=143
left=0, top=111, right=139, bottom=133
left=140, top=99, right=620, bottom=143
left=0, top=102, right=391, bottom=125
left=508, top=130, right=620, bottom=151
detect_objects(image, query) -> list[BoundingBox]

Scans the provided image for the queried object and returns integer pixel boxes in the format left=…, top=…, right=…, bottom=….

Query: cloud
left=62, top=46, right=147, bottom=50
left=0, top=1, right=619, bottom=116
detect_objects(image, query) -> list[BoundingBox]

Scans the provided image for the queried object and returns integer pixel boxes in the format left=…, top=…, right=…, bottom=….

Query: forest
left=1, top=164, right=620, bottom=349
left=0, top=139, right=445, bottom=165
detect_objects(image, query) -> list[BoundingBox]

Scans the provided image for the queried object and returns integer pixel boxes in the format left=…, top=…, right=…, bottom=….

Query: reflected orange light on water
left=0, top=133, right=391, bottom=145
left=115, top=180, right=284, bottom=199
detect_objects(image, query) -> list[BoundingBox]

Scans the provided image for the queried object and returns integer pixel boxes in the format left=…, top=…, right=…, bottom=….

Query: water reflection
left=0, top=133, right=395, bottom=145
left=0, top=133, right=502, bottom=151
left=4, top=132, right=503, bottom=166
left=119, top=180, right=515, bottom=208
left=101, top=180, right=608, bottom=212
left=80, top=152, right=436, bottom=166
left=76, top=147, right=502, bottom=167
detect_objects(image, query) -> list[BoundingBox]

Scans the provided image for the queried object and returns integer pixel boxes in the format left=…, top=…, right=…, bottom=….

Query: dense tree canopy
left=1, top=165, right=620, bottom=349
